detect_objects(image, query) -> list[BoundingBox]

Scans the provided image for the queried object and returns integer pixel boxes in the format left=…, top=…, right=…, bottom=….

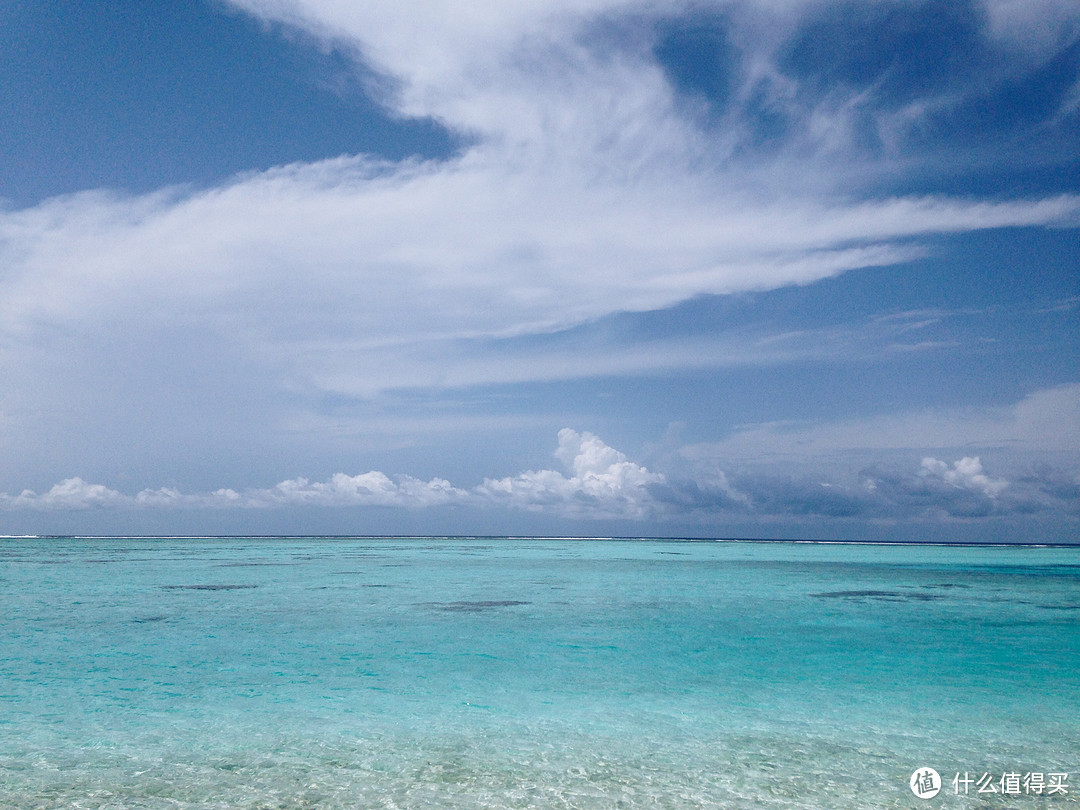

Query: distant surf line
left=6, top=535, right=1079, bottom=547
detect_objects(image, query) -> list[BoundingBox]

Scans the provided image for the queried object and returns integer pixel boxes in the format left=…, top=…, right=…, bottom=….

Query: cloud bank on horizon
left=0, top=0, right=1077, bottom=538
left=4, top=392, right=1078, bottom=526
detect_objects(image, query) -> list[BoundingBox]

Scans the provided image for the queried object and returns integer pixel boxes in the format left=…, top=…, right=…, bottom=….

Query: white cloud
left=230, top=1, right=1080, bottom=125
left=477, top=428, right=665, bottom=518
left=188, top=471, right=469, bottom=510
left=244, top=472, right=467, bottom=508
left=919, top=456, right=1009, bottom=499
left=0, top=429, right=662, bottom=519
left=2, top=159, right=1074, bottom=419
left=0, top=472, right=467, bottom=512
left=1, top=478, right=127, bottom=510
left=3, top=2, right=1077, bottom=362
left=1, top=2, right=1076, bottom=390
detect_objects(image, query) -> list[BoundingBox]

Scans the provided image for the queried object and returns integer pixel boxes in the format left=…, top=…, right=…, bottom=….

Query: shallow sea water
left=0, top=537, right=1077, bottom=808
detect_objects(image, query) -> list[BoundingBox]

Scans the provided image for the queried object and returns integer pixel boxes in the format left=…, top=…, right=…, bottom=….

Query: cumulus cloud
left=0, top=478, right=127, bottom=510
left=241, top=472, right=467, bottom=508
left=0, top=430, right=664, bottom=519
left=477, top=428, right=665, bottom=518
left=2, top=429, right=1076, bottom=525
left=1, top=472, right=467, bottom=512
left=919, top=456, right=1008, bottom=499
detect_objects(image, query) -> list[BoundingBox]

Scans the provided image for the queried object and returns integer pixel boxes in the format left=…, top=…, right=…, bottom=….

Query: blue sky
left=1, top=0, right=1078, bottom=540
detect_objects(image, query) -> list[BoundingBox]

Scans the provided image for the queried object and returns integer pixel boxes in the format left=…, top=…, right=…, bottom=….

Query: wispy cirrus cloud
left=3, top=2, right=1078, bottom=370
left=2, top=158, right=1075, bottom=421
left=1, top=0, right=1076, bottom=524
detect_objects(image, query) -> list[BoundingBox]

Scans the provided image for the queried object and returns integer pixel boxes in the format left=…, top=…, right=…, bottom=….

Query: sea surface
left=0, top=536, right=1077, bottom=809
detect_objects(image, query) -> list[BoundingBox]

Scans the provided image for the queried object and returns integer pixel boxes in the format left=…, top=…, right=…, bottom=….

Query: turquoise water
left=1, top=537, right=1077, bottom=808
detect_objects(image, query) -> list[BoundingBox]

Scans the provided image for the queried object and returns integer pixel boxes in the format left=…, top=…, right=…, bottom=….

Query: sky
left=1, top=0, right=1078, bottom=540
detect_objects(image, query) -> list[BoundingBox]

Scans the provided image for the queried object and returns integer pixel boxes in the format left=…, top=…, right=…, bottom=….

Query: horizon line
left=3, top=534, right=1078, bottom=547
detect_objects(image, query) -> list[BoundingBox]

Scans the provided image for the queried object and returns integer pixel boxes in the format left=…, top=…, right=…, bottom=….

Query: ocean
left=1, top=536, right=1077, bottom=808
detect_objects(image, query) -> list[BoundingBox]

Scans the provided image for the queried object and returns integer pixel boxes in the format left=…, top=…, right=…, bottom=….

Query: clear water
left=1, top=537, right=1077, bottom=808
